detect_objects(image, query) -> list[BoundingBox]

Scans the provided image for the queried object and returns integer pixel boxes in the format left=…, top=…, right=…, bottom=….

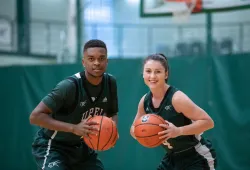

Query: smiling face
left=82, top=47, right=108, bottom=78
left=143, top=60, right=168, bottom=89
left=142, top=54, right=169, bottom=89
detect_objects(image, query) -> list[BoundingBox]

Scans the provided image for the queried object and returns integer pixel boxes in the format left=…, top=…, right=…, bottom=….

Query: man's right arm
left=29, top=101, right=75, bottom=133
left=29, top=79, right=76, bottom=133
left=30, top=79, right=99, bottom=136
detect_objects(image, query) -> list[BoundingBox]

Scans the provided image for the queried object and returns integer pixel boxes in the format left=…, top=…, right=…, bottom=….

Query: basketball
left=83, top=116, right=118, bottom=151
left=134, top=114, right=167, bottom=148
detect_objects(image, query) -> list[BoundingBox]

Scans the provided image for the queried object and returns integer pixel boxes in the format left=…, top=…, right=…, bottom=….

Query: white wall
left=0, top=0, right=69, bottom=56
left=109, top=0, right=250, bottom=57
left=0, top=0, right=16, bottom=52
left=30, top=0, right=68, bottom=55
left=114, top=1, right=250, bottom=24
left=0, top=0, right=15, bottom=19
left=0, top=0, right=250, bottom=61
left=0, top=54, right=56, bottom=66
left=113, top=0, right=207, bottom=24
left=31, top=0, right=68, bottom=21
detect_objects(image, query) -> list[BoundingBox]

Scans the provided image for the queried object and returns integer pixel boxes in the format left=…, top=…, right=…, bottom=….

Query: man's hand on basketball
left=158, top=121, right=183, bottom=140
left=72, top=116, right=99, bottom=137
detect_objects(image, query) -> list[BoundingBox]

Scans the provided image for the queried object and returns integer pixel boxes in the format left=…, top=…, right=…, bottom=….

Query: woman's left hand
left=158, top=121, right=183, bottom=140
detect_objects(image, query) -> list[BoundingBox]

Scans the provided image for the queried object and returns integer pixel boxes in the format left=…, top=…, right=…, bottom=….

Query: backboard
left=140, top=0, right=250, bottom=17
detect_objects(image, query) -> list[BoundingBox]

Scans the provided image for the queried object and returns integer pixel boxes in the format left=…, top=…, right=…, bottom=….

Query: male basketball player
left=30, top=39, right=118, bottom=170
left=130, top=53, right=216, bottom=170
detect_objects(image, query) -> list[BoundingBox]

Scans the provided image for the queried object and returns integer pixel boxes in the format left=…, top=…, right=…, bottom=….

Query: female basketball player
left=130, top=53, right=217, bottom=170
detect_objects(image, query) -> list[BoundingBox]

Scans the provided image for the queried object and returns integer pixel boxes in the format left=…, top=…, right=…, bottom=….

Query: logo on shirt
left=141, top=115, right=150, bottom=123
left=165, top=105, right=172, bottom=111
left=163, top=139, right=173, bottom=149
left=102, top=97, right=107, bottom=102
left=48, top=160, right=61, bottom=168
left=81, top=107, right=104, bottom=120
left=80, top=100, right=87, bottom=107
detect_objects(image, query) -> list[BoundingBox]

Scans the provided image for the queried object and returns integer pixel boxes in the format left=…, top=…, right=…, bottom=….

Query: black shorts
left=32, top=136, right=104, bottom=170
left=157, top=142, right=217, bottom=170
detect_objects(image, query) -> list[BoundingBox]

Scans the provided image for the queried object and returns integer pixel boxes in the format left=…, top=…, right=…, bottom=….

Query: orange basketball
left=83, top=116, right=118, bottom=151
left=134, top=114, right=167, bottom=148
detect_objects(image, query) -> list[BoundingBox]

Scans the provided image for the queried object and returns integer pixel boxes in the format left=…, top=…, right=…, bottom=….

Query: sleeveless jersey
left=144, top=86, right=201, bottom=152
left=39, top=72, right=113, bottom=145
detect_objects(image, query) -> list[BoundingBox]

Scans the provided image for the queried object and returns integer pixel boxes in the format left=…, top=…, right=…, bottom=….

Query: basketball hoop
left=165, top=0, right=198, bottom=24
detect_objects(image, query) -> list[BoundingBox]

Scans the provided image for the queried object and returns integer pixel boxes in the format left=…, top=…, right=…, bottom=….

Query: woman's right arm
left=130, top=94, right=147, bottom=139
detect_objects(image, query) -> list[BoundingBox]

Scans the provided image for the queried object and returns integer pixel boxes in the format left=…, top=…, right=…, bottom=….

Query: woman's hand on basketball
left=158, top=121, right=182, bottom=140
left=72, top=117, right=99, bottom=138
